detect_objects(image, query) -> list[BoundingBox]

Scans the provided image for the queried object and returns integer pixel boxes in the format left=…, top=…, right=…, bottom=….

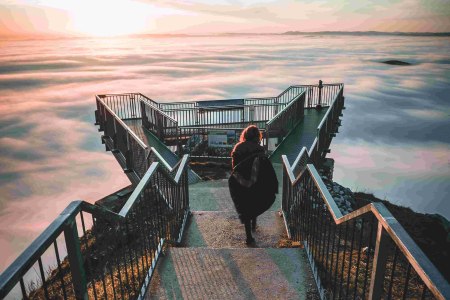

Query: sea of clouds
left=0, top=34, right=449, bottom=272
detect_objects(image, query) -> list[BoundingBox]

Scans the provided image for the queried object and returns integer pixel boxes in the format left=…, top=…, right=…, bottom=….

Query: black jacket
left=229, top=141, right=278, bottom=222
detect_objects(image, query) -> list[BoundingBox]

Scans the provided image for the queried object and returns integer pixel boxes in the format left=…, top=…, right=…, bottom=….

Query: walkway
left=140, top=107, right=330, bottom=299
left=270, top=108, right=328, bottom=164
left=111, top=106, right=333, bottom=299
left=146, top=179, right=318, bottom=300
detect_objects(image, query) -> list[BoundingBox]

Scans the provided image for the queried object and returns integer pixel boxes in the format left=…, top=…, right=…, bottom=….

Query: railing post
left=140, top=100, right=147, bottom=128
left=249, top=105, right=254, bottom=122
left=64, top=219, right=88, bottom=300
left=176, top=126, right=182, bottom=156
left=369, top=221, right=389, bottom=300
left=125, top=132, right=133, bottom=171
left=112, top=118, right=118, bottom=150
left=318, top=80, right=323, bottom=107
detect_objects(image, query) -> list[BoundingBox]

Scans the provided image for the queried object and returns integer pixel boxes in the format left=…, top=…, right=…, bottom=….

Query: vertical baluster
left=119, top=221, right=132, bottom=299
left=134, top=199, right=147, bottom=299
left=316, top=198, right=326, bottom=278
left=387, top=247, right=399, bottom=300
left=362, top=215, right=375, bottom=298
left=140, top=193, right=151, bottom=272
left=323, top=212, right=333, bottom=288
left=38, top=257, right=50, bottom=299
left=53, top=240, right=68, bottom=300
left=353, top=218, right=365, bottom=299
left=344, top=219, right=357, bottom=298
left=327, top=218, right=338, bottom=293
left=64, top=217, right=88, bottom=299
left=311, top=187, right=320, bottom=272
left=338, top=222, right=350, bottom=298
left=107, top=260, right=117, bottom=300
left=332, top=225, right=342, bottom=299
left=305, top=177, right=313, bottom=248
left=125, top=218, right=138, bottom=296
left=19, top=278, right=27, bottom=299
left=114, top=239, right=126, bottom=300
left=402, top=264, right=412, bottom=300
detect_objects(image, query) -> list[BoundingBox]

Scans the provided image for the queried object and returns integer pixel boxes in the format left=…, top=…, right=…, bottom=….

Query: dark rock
left=381, top=60, right=411, bottom=66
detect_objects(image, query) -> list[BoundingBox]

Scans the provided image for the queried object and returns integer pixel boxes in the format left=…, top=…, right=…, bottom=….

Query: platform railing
left=140, top=98, right=179, bottom=143
left=97, top=93, right=141, bottom=120
left=97, top=96, right=150, bottom=180
left=309, top=85, right=345, bottom=166
left=281, top=154, right=450, bottom=300
left=0, top=152, right=190, bottom=299
left=293, top=82, right=344, bottom=108
left=265, top=91, right=306, bottom=151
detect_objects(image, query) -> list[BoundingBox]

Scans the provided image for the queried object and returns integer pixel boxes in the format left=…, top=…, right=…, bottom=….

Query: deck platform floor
left=270, top=108, right=328, bottom=164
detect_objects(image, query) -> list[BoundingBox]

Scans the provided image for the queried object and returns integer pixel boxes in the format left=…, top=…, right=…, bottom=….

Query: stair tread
left=182, top=211, right=287, bottom=249
left=147, top=247, right=317, bottom=300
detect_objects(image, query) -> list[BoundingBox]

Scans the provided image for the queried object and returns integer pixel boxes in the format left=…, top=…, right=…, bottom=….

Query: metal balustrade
left=96, top=96, right=149, bottom=181
left=0, top=156, right=190, bottom=299
left=281, top=152, right=450, bottom=299
left=294, top=82, right=344, bottom=108
left=265, top=91, right=306, bottom=151
left=309, top=85, right=345, bottom=166
left=96, top=82, right=342, bottom=162
left=140, top=98, right=179, bottom=143
left=0, top=95, right=191, bottom=300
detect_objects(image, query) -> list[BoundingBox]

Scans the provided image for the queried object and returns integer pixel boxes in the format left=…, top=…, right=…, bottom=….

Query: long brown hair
left=239, top=125, right=262, bottom=143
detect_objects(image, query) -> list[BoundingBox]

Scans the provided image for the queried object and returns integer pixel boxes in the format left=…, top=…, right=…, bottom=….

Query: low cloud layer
left=0, top=34, right=449, bottom=272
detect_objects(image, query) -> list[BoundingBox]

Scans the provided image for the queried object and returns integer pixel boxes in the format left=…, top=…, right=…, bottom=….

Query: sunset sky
left=1, top=0, right=450, bottom=37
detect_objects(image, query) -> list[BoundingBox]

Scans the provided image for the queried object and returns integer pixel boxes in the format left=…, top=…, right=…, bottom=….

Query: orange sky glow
left=0, top=0, right=449, bottom=37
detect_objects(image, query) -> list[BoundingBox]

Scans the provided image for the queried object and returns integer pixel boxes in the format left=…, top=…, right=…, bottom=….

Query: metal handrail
left=146, top=147, right=187, bottom=176
left=281, top=154, right=450, bottom=299
left=98, top=96, right=185, bottom=175
left=141, top=97, right=178, bottom=124
left=161, top=102, right=282, bottom=112
left=157, top=85, right=301, bottom=109
left=0, top=154, right=191, bottom=298
left=180, top=126, right=267, bottom=131
left=137, top=93, right=159, bottom=108
left=97, top=96, right=148, bottom=150
left=317, top=86, right=342, bottom=131
left=266, top=91, right=306, bottom=126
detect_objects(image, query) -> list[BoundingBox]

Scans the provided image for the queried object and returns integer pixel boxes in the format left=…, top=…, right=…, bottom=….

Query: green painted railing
left=0, top=152, right=190, bottom=299
left=282, top=151, right=450, bottom=299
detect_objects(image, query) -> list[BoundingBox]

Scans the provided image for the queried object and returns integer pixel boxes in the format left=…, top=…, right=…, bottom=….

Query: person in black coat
left=229, top=125, right=278, bottom=245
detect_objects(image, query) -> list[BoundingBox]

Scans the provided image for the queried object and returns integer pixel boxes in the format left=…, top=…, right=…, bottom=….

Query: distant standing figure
left=228, top=125, right=278, bottom=245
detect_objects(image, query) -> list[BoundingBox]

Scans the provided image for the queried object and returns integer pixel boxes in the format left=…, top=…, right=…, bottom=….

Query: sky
left=1, top=0, right=450, bottom=37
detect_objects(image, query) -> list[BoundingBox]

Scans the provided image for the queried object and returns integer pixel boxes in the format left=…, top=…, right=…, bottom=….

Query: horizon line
left=1, top=30, right=449, bottom=40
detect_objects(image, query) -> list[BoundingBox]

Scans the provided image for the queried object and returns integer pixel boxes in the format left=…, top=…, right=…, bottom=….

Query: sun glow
left=35, top=0, right=163, bottom=37
left=71, top=0, right=151, bottom=36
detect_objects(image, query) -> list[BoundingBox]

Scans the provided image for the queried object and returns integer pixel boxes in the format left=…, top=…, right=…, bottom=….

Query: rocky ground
left=320, top=175, right=356, bottom=214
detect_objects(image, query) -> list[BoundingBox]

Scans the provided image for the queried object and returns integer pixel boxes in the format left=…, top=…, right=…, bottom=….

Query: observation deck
left=1, top=82, right=449, bottom=300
